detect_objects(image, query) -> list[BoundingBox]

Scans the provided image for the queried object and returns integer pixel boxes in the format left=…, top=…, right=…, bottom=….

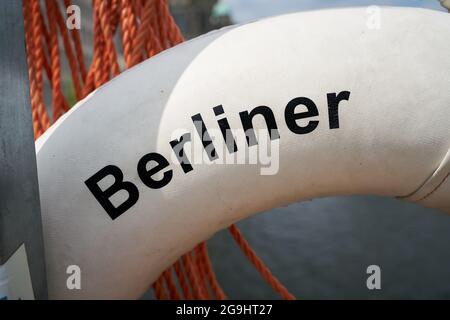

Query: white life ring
left=36, top=7, right=450, bottom=299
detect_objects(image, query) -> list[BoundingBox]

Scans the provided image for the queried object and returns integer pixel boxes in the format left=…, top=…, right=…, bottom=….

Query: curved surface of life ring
left=36, top=7, right=450, bottom=299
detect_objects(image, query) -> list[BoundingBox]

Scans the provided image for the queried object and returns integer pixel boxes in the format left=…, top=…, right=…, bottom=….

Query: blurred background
left=70, top=0, right=450, bottom=299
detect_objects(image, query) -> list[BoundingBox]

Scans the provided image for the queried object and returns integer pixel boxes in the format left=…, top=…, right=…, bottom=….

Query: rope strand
left=228, top=225, right=295, bottom=300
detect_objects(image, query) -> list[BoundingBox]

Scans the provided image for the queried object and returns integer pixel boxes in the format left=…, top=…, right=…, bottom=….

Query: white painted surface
left=0, top=245, right=35, bottom=300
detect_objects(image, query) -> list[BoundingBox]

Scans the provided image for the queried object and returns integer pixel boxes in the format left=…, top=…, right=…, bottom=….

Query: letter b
left=85, top=165, right=139, bottom=220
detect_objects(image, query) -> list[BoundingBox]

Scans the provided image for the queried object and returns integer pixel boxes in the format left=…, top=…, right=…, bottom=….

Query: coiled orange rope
left=22, top=0, right=295, bottom=300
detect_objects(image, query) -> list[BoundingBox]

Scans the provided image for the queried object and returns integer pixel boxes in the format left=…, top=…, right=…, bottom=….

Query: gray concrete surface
left=0, top=1, right=48, bottom=300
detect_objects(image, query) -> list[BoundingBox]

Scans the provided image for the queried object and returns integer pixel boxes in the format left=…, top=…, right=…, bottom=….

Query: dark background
left=208, top=196, right=450, bottom=299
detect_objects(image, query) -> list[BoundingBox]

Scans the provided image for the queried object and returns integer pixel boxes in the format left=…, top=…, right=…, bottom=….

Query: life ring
left=36, top=7, right=450, bottom=299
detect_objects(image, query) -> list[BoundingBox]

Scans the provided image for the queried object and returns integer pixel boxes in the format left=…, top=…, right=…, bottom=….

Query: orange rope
left=228, top=225, right=296, bottom=300
left=131, top=0, right=150, bottom=65
left=152, top=276, right=168, bottom=300
left=45, top=0, right=69, bottom=121
left=174, top=260, right=192, bottom=299
left=22, top=0, right=295, bottom=301
left=64, top=0, right=88, bottom=81
left=30, top=0, right=51, bottom=134
left=194, top=244, right=210, bottom=297
left=53, top=0, right=84, bottom=100
left=182, top=252, right=207, bottom=299
left=162, top=269, right=181, bottom=300
left=97, top=0, right=121, bottom=76
left=22, top=0, right=42, bottom=138
left=119, top=0, right=136, bottom=68
left=91, top=1, right=108, bottom=88
left=38, top=7, right=53, bottom=86
left=197, top=242, right=227, bottom=299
